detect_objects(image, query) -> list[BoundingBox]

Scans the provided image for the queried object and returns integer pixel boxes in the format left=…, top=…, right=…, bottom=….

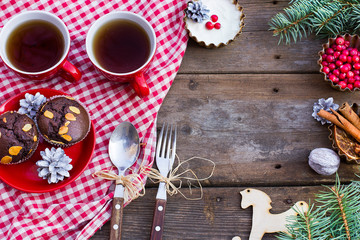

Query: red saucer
left=0, top=88, right=96, bottom=193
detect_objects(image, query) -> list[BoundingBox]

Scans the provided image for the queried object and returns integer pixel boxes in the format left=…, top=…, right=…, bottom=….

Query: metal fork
left=150, top=123, right=177, bottom=240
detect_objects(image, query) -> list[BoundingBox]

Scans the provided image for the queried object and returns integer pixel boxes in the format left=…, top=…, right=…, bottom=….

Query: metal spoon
left=108, top=122, right=140, bottom=240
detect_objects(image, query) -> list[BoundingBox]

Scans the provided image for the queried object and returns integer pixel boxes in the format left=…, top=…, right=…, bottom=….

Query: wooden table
left=92, top=1, right=360, bottom=239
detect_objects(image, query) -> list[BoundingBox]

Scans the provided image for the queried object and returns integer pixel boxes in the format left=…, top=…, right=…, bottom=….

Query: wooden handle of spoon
left=110, top=197, right=124, bottom=240
left=150, top=199, right=167, bottom=240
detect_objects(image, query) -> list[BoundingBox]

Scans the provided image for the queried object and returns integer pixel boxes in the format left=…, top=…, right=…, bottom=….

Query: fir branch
left=269, top=0, right=360, bottom=44
left=305, top=211, right=312, bottom=240
left=278, top=175, right=360, bottom=240
left=313, top=175, right=360, bottom=239
left=334, top=0, right=360, bottom=5
left=352, top=6, right=360, bottom=31
left=309, top=1, right=347, bottom=36
left=276, top=204, right=331, bottom=240
left=331, top=186, right=350, bottom=240
left=269, top=0, right=321, bottom=44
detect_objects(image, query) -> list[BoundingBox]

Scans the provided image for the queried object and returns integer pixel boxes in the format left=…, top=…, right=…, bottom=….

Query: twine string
left=93, top=154, right=215, bottom=202
left=92, top=168, right=145, bottom=202
left=92, top=142, right=148, bottom=202
left=145, top=155, right=216, bottom=200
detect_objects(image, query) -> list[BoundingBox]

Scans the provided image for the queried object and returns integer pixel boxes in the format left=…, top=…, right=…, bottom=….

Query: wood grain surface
left=91, top=0, right=360, bottom=239
left=92, top=187, right=324, bottom=240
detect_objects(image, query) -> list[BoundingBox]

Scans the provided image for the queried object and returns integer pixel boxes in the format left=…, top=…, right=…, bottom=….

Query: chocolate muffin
left=0, top=111, right=39, bottom=164
left=36, top=96, right=90, bottom=147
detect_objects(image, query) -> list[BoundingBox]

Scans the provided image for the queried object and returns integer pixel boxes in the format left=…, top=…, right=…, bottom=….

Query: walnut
left=309, top=148, right=340, bottom=175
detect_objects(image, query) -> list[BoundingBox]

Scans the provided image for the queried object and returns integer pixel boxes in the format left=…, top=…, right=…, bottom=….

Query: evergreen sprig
left=269, top=0, right=360, bottom=44
left=277, top=204, right=332, bottom=240
left=276, top=174, right=360, bottom=240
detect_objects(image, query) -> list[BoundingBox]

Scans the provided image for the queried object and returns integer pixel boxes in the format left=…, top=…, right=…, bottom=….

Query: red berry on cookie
left=205, top=21, right=214, bottom=30
left=211, top=15, right=218, bottom=22
left=214, top=22, right=221, bottom=29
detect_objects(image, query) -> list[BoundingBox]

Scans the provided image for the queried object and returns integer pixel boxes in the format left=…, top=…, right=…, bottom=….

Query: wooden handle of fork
left=110, top=197, right=124, bottom=240
left=150, top=199, right=167, bottom=240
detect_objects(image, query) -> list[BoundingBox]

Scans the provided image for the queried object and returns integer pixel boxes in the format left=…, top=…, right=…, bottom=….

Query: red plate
left=0, top=88, right=96, bottom=193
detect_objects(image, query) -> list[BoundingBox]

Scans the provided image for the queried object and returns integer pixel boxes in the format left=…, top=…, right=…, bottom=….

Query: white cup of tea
left=86, top=11, right=157, bottom=98
left=0, top=10, right=81, bottom=82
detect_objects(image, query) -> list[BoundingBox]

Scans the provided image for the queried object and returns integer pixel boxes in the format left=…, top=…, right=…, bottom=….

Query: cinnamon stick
left=317, top=109, right=360, bottom=143
left=339, top=102, right=360, bottom=130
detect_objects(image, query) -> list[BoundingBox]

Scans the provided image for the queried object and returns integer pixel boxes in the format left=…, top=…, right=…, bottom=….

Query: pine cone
left=36, top=147, right=73, bottom=184
left=312, top=97, right=339, bottom=125
left=185, top=1, right=210, bottom=23
left=18, top=92, right=47, bottom=119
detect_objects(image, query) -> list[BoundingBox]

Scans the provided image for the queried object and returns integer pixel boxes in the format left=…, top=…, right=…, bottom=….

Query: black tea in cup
left=92, top=19, right=150, bottom=73
left=6, top=20, right=64, bottom=72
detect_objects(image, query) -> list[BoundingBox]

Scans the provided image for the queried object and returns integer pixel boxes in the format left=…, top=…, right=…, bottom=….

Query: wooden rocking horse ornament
left=235, top=188, right=309, bottom=240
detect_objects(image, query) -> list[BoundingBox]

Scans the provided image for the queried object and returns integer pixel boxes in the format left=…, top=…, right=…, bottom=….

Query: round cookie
left=36, top=96, right=90, bottom=147
left=0, top=111, right=39, bottom=164
left=184, top=0, right=245, bottom=48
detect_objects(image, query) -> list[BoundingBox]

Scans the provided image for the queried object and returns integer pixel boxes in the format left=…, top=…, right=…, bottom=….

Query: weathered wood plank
left=156, top=73, right=360, bottom=186
left=238, top=0, right=291, bottom=32
left=91, top=186, right=325, bottom=240
left=179, top=0, right=324, bottom=74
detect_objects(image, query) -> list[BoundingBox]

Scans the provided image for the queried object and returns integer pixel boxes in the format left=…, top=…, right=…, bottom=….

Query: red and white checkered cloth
left=0, top=0, right=188, bottom=239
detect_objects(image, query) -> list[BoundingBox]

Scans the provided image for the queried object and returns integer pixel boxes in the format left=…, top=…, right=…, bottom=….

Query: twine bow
left=92, top=168, right=145, bottom=202
left=93, top=153, right=215, bottom=202
left=145, top=156, right=216, bottom=200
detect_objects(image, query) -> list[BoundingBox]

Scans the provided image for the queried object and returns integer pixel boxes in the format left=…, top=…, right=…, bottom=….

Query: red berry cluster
left=321, top=37, right=360, bottom=90
left=206, top=15, right=221, bottom=30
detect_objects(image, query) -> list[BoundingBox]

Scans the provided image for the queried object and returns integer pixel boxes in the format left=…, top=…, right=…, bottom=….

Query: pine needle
left=269, top=0, right=360, bottom=44
left=278, top=174, right=360, bottom=240
left=269, top=0, right=320, bottom=44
